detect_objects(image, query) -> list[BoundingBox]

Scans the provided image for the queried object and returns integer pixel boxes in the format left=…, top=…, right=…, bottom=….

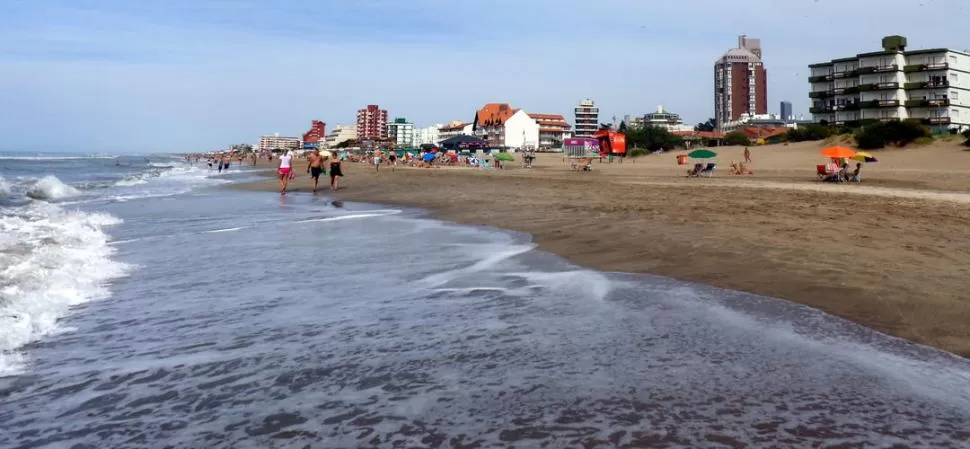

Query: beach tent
left=562, top=138, right=601, bottom=158
left=593, top=130, right=627, bottom=155
left=440, top=135, right=488, bottom=151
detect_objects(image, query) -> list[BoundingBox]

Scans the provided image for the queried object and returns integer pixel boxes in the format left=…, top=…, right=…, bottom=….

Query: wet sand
left=236, top=141, right=970, bottom=357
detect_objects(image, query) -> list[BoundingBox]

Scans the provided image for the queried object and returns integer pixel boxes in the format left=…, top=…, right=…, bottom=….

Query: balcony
left=905, top=98, right=950, bottom=107
left=856, top=66, right=877, bottom=75
left=904, top=63, right=949, bottom=72
left=809, top=91, right=832, bottom=99
left=859, top=100, right=900, bottom=109
left=915, top=117, right=952, bottom=125
left=903, top=80, right=949, bottom=89
left=832, top=70, right=858, bottom=79
left=809, top=75, right=830, bottom=83
left=873, top=82, right=900, bottom=90
left=809, top=106, right=833, bottom=114
left=873, top=64, right=899, bottom=73
left=856, top=83, right=877, bottom=91
left=844, top=86, right=861, bottom=94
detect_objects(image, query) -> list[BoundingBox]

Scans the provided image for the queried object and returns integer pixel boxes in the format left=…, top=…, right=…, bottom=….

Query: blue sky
left=2, top=0, right=969, bottom=152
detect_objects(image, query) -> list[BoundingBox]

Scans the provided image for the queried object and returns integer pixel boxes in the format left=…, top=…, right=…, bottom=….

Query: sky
left=2, top=0, right=969, bottom=152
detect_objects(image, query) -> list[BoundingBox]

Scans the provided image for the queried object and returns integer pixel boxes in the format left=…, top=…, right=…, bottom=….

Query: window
left=950, top=55, right=958, bottom=63
left=952, top=91, right=960, bottom=100
left=952, top=73, right=959, bottom=82
left=953, top=109, right=960, bottom=117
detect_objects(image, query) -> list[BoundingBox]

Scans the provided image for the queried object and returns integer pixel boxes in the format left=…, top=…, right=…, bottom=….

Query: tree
left=694, top=118, right=716, bottom=132
left=617, top=121, right=628, bottom=132
left=723, top=131, right=751, bottom=146
left=230, top=143, right=253, bottom=153
left=335, top=139, right=357, bottom=149
left=624, top=125, right=683, bottom=152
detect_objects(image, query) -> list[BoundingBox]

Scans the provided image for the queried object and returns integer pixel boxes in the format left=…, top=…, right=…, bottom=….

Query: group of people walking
left=276, top=149, right=343, bottom=195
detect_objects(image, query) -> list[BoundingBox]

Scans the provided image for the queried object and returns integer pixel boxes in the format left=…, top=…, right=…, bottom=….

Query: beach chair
left=816, top=164, right=827, bottom=180
left=699, top=163, right=717, bottom=177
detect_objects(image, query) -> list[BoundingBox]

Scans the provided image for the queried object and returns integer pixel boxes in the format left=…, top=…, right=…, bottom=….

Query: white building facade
left=502, top=110, right=540, bottom=150
left=386, top=118, right=415, bottom=148
left=413, top=125, right=441, bottom=146
left=437, top=121, right=473, bottom=143
left=258, top=135, right=301, bottom=152
left=323, top=125, right=357, bottom=148
left=808, top=36, right=970, bottom=131
left=573, top=98, right=599, bottom=137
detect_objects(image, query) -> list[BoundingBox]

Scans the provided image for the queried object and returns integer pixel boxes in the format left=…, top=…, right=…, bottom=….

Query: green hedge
left=854, top=120, right=931, bottom=149
left=723, top=131, right=751, bottom=146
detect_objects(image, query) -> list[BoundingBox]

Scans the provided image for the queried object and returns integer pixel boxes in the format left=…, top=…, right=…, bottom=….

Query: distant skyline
left=2, top=0, right=969, bottom=152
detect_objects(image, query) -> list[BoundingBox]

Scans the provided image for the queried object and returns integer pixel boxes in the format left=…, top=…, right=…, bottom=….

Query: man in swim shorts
left=306, top=149, right=325, bottom=193
left=373, top=150, right=383, bottom=174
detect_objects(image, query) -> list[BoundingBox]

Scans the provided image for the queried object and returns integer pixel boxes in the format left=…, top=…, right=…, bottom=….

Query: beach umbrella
left=422, top=153, right=435, bottom=162
left=493, top=152, right=515, bottom=162
left=820, top=146, right=856, bottom=159
left=688, top=149, right=717, bottom=159
left=320, top=150, right=333, bottom=158
left=851, top=151, right=878, bottom=163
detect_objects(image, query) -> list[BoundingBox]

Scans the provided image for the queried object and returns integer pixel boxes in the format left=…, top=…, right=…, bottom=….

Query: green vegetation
left=334, top=139, right=357, bottom=148
left=854, top=120, right=930, bottom=149
left=785, top=123, right=842, bottom=142
left=723, top=131, right=751, bottom=146
left=617, top=121, right=628, bottom=132
left=624, top=125, right=683, bottom=152
left=962, top=129, right=970, bottom=147
left=628, top=148, right=650, bottom=158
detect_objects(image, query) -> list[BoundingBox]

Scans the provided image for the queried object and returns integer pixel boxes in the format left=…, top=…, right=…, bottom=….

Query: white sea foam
left=294, top=210, right=402, bottom=224
left=0, top=176, right=10, bottom=197
left=203, top=227, right=245, bottom=234
left=24, top=175, right=80, bottom=200
left=0, top=202, right=129, bottom=376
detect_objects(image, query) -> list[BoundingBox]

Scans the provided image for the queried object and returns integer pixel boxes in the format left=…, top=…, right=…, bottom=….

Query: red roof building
left=302, top=120, right=326, bottom=144
left=527, top=113, right=571, bottom=148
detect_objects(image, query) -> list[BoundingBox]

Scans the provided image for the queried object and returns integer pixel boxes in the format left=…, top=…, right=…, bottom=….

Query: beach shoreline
left=233, top=143, right=970, bottom=357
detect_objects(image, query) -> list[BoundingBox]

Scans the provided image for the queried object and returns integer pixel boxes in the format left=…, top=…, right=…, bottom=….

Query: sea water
left=1, top=152, right=969, bottom=448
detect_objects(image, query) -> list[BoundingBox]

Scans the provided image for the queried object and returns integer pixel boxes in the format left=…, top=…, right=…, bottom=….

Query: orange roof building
left=472, top=103, right=540, bottom=149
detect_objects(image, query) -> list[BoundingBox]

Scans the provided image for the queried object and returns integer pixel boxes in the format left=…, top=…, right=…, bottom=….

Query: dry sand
left=236, top=141, right=970, bottom=356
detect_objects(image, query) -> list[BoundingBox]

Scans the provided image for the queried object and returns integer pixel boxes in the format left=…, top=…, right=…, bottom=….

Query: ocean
left=1, top=151, right=969, bottom=448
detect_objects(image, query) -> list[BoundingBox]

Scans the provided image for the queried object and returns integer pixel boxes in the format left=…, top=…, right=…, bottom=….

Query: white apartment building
left=809, top=36, right=970, bottom=130
left=323, top=125, right=357, bottom=148
left=573, top=98, right=599, bottom=137
left=414, top=125, right=441, bottom=146
left=258, top=134, right=301, bottom=152
left=527, top=113, right=571, bottom=148
left=437, top=121, right=473, bottom=143
left=386, top=117, right=415, bottom=148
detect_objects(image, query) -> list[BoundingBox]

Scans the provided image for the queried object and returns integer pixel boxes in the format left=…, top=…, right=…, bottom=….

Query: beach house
left=472, top=103, right=539, bottom=150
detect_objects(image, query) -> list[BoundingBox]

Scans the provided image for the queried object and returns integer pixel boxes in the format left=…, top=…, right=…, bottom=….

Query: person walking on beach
left=329, top=153, right=343, bottom=191
left=222, top=154, right=232, bottom=171
left=278, top=150, right=293, bottom=195
left=744, top=147, right=752, bottom=163
left=373, top=150, right=383, bottom=175
left=306, top=149, right=325, bottom=193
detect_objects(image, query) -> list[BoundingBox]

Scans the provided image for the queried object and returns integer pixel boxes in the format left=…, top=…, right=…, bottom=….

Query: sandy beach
left=236, top=141, right=970, bottom=357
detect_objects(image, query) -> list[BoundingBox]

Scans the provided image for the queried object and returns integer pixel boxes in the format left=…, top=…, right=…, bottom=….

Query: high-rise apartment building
left=573, top=98, right=599, bottom=137
left=386, top=117, right=415, bottom=148
left=302, top=120, right=326, bottom=145
left=808, top=35, right=970, bottom=130
left=356, top=105, right=388, bottom=140
left=780, top=101, right=793, bottom=121
left=714, top=35, right=768, bottom=129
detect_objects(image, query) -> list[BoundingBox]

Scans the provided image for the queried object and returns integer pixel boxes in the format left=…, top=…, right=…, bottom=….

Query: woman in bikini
left=329, top=153, right=343, bottom=191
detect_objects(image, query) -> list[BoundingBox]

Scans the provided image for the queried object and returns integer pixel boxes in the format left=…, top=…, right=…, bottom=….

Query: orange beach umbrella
left=820, top=146, right=856, bottom=159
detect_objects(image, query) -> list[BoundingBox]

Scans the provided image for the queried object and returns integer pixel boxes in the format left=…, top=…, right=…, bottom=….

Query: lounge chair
left=699, top=163, right=717, bottom=177
left=816, top=164, right=827, bottom=179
